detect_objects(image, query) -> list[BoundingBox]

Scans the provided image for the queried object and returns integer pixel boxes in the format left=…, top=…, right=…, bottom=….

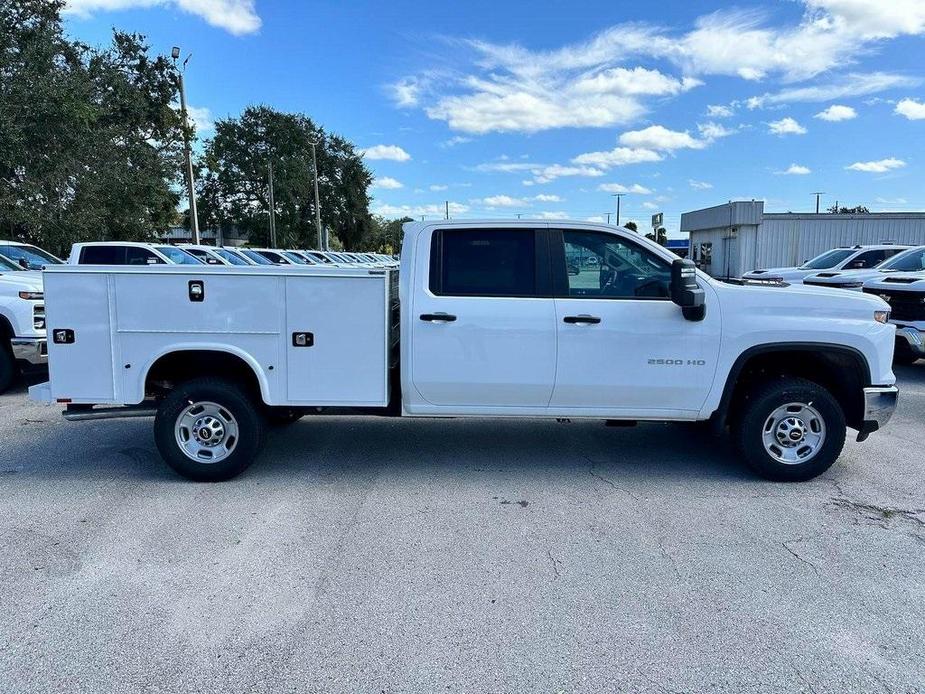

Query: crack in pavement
left=781, top=538, right=822, bottom=577
left=585, top=458, right=640, bottom=501
left=546, top=549, right=562, bottom=580
left=827, top=497, right=925, bottom=529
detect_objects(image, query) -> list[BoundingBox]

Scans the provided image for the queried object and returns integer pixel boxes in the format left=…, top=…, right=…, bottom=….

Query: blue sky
left=63, top=0, right=925, bottom=236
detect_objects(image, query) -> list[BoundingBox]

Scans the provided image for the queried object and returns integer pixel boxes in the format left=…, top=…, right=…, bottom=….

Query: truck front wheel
left=733, top=377, right=846, bottom=482
left=154, top=378, right=265, bottom=482
left=0, top=342, right=17, bottom=394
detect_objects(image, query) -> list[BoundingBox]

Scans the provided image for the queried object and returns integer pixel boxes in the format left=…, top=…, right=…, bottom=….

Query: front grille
left=864, top=288, right=925, bottom=321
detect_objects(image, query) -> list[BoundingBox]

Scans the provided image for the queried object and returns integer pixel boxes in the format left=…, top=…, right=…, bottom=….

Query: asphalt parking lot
left=1, top=368, right=923, bottom=693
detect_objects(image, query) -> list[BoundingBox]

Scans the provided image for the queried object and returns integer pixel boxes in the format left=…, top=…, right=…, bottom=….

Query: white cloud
left=184, top=105, right=214, bottom=134
left=441, top=136, right=472, bottom=148
left=598, top=183, right=653, bottom=194
left=371, top=177, right=403, bottom=190
left=373, top=202, right=469, bottom=218
left=585, top=215, right=607, bottom=223
left=429, top=184, right=448, bottom=191
left=533, top=194, right=562, bottom=202
left=778, top=164, right=812, bottom=175
left=359, top=145, right=411, bottom=162
left=572, top=147, right=663, bottom=168
left=814, top=104, right=857, bottom=121
left=479, top=195, right=528, bottom=208
left=65, top=0, right=261, bottom=35
left=531, top=164, right=605, bottom=184
left=895, top=98, right=925, bottom=120
left=536, top=211, right=570, bottom=220
left=846, top=157, right=906, bottom=173
left=697, top=121, right=737, bottom=139
left=688, top=179, right=713, bottom=190
left=876, top=196, right=908, bottom=205
left=642, top=201, right=659, bottom=210
left=706, top=104, right=734, bottom=118
left=390, top=77, right=424, bottom=108
left=394, top=2, right=925, bottom=134
left=619, top=125, right=705, bottom=151
left=746, top=72, right=919, bottom=109
left=768, top=117, right=807, bottom=135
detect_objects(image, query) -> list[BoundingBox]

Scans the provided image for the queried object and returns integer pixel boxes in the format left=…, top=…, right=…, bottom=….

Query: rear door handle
left=563, top=314, right=601, bottom=325
left=420, top=313, right=457, bottom=322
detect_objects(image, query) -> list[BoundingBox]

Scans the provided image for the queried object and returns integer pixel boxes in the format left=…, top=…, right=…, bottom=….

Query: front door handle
left=563, top=314, right=601, bottom=325
left=420, top=313, right=457, bottom=322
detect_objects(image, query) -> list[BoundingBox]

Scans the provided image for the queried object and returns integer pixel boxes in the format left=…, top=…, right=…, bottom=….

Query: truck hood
left=719, top=278, right=888, bottom=316
left=0, top=269, right=42, bottom=292
left=804, top=268, right=884, bottom=285
left=743, top=267, right=817, bottom=282
left=863, top=271, right=925, bottom=291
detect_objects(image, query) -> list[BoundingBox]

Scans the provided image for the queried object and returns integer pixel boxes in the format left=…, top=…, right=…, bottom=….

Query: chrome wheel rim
left=761, top=402, right=826, bottom=465
left=175, top=401, right=239, bottom=464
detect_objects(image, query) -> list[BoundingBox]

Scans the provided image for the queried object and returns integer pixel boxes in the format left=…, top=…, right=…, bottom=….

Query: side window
left=430, top=228, right=537, bottom=297
left=125, top=247, right=164, bottom=265
left=849, top=250, right=889, bottom=268
left=560, top=230, right=670, bottom=299
left=80, top=246, right=124, bottom=264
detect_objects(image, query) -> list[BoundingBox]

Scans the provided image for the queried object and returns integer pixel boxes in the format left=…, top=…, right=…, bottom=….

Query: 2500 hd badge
left=648, top=358, right=707, bottom=366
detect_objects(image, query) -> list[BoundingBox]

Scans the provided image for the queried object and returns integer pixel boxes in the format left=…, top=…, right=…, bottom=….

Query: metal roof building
left=680, top=200, right=925, bottom=279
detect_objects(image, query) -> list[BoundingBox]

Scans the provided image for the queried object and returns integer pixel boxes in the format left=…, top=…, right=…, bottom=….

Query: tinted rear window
left=430, top=229, right=536, bottom=297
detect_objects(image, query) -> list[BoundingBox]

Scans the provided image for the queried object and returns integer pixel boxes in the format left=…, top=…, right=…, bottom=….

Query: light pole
left=172, top=47, right=200, bottom=244
left=611, top=193, right=626, bottom=227
left=308, top=140, right=323, bottom=250
left=267, top=159, right=277, bottom=248
left=813, top=191, right=826, bottom=214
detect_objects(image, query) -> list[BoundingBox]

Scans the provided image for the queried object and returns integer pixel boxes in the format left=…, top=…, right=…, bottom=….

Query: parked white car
left=179, top=244, right=232, bottom=265
left=33, top=220, right=897, bottom=484
left=742, top=244, right=908, bottom=283
left=803, top=246, right=925, bottom=290
left=0, top=240, right=64, bottom=270
left=69, top=242, right=204, bottom=266
left=863, top=271, right=925, bottom=365
left=0, top=255, right=46, bottom=393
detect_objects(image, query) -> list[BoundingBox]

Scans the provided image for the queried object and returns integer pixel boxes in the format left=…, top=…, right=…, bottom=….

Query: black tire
left=894, top=342, right=920, bottom=366
left=732, top=377, right=846, bottom=482
left=154, top=378, right=265, bottom=482
left=0, top=341, right=17, bottom=395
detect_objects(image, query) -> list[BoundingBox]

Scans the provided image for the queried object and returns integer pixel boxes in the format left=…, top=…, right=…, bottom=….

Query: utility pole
left=813, top=191, right=825, bottom=214
left=606, top=212, right=611, bottom=225
left=445, top=200, right=449, bottom=220
left=267, top=160, right=277, bottom=248
left=172, top=47, right=200, bottom=244
left=612, top=193, right=626, bottom=227
left=309, top=140, right=323, bottom=250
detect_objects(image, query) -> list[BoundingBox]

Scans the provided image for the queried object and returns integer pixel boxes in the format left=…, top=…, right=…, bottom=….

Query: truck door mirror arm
left=670, top=258, right=706, bottom=322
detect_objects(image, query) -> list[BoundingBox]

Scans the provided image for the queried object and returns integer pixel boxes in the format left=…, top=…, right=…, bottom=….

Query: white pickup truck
left=31, top=220, right=898, bottom=482
left=0, top=255, right=46, bottom=393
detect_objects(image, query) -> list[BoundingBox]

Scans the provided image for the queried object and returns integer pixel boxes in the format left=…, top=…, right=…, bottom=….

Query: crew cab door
left=548, top=228, right=720, bottom=416
left=410, top=226, right=557, bottom=408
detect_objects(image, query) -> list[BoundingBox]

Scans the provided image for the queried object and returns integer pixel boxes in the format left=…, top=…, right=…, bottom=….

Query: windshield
left=800, top=248, right=856, bottom=270
left=0, top=254, right=22, bottom=271
left=257, top=250, right=290, bottom=264
left=0, top=244, right=62, bottom=270
left=184, top=248, right=225, bottom=265
left=307, top=251, right=333, bottom=263
left=881, top=247, right=925, bottom=272
left=282, top=251, right=311, bottom=264
left=214, top=248, right=250, bottom=265
left=156, top=246, right=204, bottom=265
left=240, top=249, right=274, bottom=265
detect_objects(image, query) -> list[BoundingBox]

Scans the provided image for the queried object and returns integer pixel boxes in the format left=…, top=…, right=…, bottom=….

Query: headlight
left=874, top=310, right=890, bottom=324
left=19, top=291, right=43, bottom=300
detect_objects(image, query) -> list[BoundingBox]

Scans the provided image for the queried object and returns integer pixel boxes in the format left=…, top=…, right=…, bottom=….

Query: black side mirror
left=671, top=258, right=705, bottom=321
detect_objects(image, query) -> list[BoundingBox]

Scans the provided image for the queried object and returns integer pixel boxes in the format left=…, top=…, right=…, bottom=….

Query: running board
left=63, top=405, right=157, bottom=421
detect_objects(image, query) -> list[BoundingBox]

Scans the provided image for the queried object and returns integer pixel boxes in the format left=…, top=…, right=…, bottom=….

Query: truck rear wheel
left=154, top=378, right=265, bottom=482
left=733, top=377, right=846, bottom=482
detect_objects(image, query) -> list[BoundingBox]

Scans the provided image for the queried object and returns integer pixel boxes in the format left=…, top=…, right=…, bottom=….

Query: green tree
left=368, top=215, right=413, bottom=254
left=197, top=106, right=372, bottom=249
left=827, top=204, right=870, bottom=214
left=623, top=221, right=638, bottom=232
left=0, top=0, right=184, bottom=255
left=646, top=227, right=668, bottom=246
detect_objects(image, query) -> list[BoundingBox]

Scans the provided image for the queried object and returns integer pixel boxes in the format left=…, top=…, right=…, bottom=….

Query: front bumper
left=10, top=337, right=48, bottom=366
left=896, top=326, right=925, bottom=357
left=856, top=385, right=899, bottom=442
